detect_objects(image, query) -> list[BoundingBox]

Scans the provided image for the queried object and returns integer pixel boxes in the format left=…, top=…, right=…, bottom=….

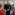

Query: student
left=0, top=4, right=4, bottom=15
left=13, top=8, right=15, bottom=15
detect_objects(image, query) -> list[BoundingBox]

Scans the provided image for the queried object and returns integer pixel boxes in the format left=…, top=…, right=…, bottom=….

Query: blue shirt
left=10, top=9, right=13, bottom=14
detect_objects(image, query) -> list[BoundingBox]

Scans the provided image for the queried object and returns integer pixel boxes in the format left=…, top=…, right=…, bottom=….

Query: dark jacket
left=4, top=4, right=10, bottom=15
left=4, top=4, right=9, bottom=10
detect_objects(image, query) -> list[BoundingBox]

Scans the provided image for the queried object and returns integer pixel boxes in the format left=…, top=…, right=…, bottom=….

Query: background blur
left=0, top=0, right=15, bottom=15
left=0, top=0, right=14, bottom=9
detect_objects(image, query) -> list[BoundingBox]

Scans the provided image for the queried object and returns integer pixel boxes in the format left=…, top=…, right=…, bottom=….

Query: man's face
left=7, top=2, right=10, bottom=5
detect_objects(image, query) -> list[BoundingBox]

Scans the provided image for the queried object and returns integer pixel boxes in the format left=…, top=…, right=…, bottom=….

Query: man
left=4, top=4, right=10, bottom=15
left=10, top=1, right=14, bottom=10
left=4, top=1, right=10, bottom=15
left=9, top=1, right=14, bottom=15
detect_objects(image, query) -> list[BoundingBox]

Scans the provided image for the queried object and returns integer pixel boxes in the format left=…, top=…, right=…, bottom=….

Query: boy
left=12, top=7, right=15, bottom=15
left=0, top=4, right=4, bottom=15
left=13, top=8, right=15, bottom=15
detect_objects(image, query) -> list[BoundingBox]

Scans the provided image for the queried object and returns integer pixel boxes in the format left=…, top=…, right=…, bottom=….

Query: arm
left=6, top=6, right=9, bottom=11
left=6, top=7, right=10, bottom=12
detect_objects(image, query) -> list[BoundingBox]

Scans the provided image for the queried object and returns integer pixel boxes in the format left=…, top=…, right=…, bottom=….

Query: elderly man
left=10, top=1, right=14, bottom=15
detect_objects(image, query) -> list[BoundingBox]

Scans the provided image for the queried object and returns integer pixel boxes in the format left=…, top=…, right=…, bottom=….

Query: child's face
left=12, top=8, right=15, bottom=11
left=14, top=8, right=15, bottom=10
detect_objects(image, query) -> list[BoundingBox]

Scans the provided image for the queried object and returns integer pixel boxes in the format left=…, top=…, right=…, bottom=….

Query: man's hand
left=6, top=9, right=9, bottom=12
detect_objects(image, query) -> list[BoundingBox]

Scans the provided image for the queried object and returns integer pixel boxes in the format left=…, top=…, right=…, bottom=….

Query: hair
left=0, top=4, right=2, bottom=8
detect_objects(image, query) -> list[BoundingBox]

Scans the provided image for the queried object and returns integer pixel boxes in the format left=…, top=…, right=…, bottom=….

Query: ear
left=2, top=10, right=3, bottom=11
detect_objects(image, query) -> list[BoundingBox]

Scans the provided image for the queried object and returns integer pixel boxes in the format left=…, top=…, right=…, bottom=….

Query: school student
left=0, top=4, right=4, bottom=15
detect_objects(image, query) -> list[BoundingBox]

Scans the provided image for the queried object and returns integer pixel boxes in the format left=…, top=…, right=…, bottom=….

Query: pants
left=6, top=11, right=10, bottom=15
left=6, top=12, right=9, bottom=15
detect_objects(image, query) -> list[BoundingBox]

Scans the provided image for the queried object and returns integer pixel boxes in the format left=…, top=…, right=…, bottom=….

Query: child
left=0, top=4, right=4, bottom=15
left=12, top=7, right=15, bottom=15
left=13, top=8, right=15, bottom=15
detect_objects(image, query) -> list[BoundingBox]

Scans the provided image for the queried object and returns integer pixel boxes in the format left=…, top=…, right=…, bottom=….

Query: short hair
left=0, top=4, right=2, bottom=6
left=0, top=4, right=2, bottom=7
left=0, top=4, right=2, bottom=8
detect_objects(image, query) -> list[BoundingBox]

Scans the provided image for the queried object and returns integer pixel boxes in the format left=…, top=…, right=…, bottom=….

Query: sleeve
left=2, top=10, right=6, bottom=15
left=1, top=11, right=4, bottom=15
left=0, top=10, right=4, bottom=15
